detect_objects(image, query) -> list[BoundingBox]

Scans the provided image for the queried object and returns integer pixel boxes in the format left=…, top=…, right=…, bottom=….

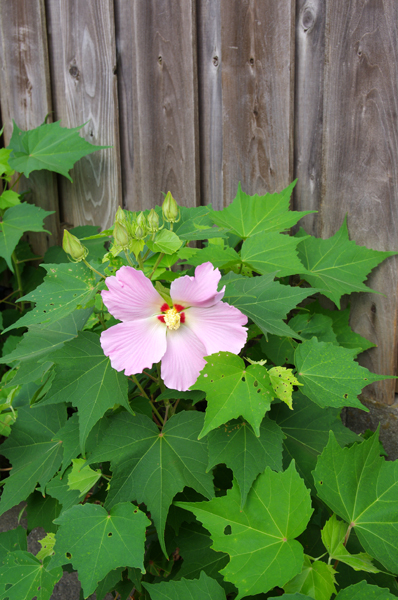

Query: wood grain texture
left=46, top=0, right=121, bottom=229
left=293, top=0, right=326, bottom=234
left=219, top=0, right=295, bottom=207
left=0, top=0, right=60, bottom=253
left=197, top=0, right=223, bottom=209
left=114, top=0, right=200, bottom=212
left=320, top=0, right=398, bottom=404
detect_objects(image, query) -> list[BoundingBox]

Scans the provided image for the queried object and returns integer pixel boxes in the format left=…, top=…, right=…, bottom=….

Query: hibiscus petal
left=102, top=266, right=163, bottom=321
left=170, top=262, right=225, bottom=308
left=185, top=302, right=248, bottom=355
left=161, top=326, right=207, bottom=391
left=100, top=318, right=167, bottom=375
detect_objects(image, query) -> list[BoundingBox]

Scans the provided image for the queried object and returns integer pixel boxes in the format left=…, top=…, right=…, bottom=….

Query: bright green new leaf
left=268, top=366, right=302, bottom=409
left=172, top=522, right=230, bottom=585
left=0, top=148, right=14, bottom=179
left=39, top=331, right=131, bottom=452
left=36, top=533, right=56, bottom=562
left=143, top=572, right=226, bottom=600
left=0, top=190, right=20, bottom=210
left=50, top=502, right=150, bottom=597
left=334, top=581, right=398, bottom=599
left=0, top=552, right=63, bottom=600
left=3, top=263, right=99, bottom=333
left=45, top=467, right=81, bottom=517
left=289, top=313, right=338, bottom=345
left=147, top=229, right=182, bottom=254
left=284, top=555, right=336, bottom=600
left=241, top=231, right=307, bottom=277
left=191, top=352, right=274, bottom=438
left=271, top=392, right=359, bottom=493
left=0, top=527, right=27, bottom=561
left=87, top=411, right=214, bottom=556
left=175, top=462, right=313, bottom=599
left=0, top=308, right=91, bottom=365
left=210, top=181, right=314, bottom=239
left=223, top=272, right=314, bottom=338
left=207, top=417, right=284, bottom=507
left=321, top=514, right=379, bottom=573
left=295, top=337, right=391, bottom=410
left=313, top=431, right=398, bottom=574
left=68, top=458, right=101, bottom=496
left=8, top=120, right=108, bottom=181
left=0, top=203, right=52, bottom=271
left=296, top=218, right=397, bottom=308
left=0, top=404, right=66, bottom=517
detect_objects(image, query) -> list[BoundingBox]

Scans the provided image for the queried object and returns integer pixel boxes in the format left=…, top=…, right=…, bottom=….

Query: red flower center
left=157, top=303, right=186, bottom=328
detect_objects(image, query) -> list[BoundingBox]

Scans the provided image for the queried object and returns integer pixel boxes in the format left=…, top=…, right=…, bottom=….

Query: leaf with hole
left=0, top=552, right=63, bottom=600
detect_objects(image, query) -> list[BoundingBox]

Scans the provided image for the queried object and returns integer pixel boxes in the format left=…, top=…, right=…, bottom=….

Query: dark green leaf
left=173, top=206, right=227, bottom=241
left=289, top=313, right=338, bottom=344
left=143, top=571, right=226, bottom=600
left=261, top=334, right=298, bottom=366
left=179, top=245, right=240, bottom=269
left=26, top=491, right=60, bottom=534
left=335, top=581, right=398, bottom=599
left=45, top=467, right=81, bottom=516
left=0, top=552, right=63, bottom=600
left=0, top=527, right=27, bottom=562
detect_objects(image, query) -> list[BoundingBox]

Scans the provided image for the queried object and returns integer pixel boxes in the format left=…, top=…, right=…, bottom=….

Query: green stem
left=130, top=374, right=149, bottom=399
left=124, top=250, right=134, bottom=267
left=82, top=259, right=106, bottom=280
left=156, top=362, right=165, bottom=392
left=150, top=401, right=164, bottom=425
left=137, top=253, right=144, bottom=270
left=149, top=253, right=165, bottom=280
left=9, top=172, right=22, bottom=191
left=12, top=252, right=24, bottom=311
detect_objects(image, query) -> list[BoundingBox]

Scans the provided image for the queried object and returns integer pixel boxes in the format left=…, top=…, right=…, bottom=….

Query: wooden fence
left=0, top=0, right=397, bottom=409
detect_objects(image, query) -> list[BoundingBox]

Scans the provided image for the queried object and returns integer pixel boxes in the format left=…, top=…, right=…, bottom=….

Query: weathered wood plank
left=0, top=0, right=60, bottom=253
left=46, top=0, right=121, bottom=229
left=293, top=0, right=326, bottom=234
left=196, top=0, right=223, bottom=209
left=320, top=0, right=398, bottom=404
left=114, top=0, right=200, bottom=212
left=219, top=0, right=295, bottom=206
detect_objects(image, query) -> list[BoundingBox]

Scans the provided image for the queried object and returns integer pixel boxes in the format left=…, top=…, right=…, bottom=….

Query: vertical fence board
left=293, top=0, right=326, bottom=235
left=320, top=0, right=398, bottom=405
left=0, top=0, right=60, bottom=253
left=219, top=0, right=295, bottom=206
left=46, top=0, right=121, bottom=229
left=197, top=0, right=223, bottom=209
left=114, top=0, right=200, bottom=212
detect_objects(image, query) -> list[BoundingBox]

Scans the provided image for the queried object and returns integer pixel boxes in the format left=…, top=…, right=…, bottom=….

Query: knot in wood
left=69, top=65, right=79, bottom=78
left=213, top=56, right=219, bottom=67
left=302, top=8, right=315, bottom=32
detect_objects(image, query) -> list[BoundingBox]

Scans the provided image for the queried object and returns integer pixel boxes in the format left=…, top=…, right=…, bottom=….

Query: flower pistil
left=158, top=303, right=186, bottom=330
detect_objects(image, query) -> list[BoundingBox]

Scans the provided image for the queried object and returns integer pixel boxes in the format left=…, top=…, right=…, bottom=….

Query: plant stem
left=156, top=363, right=165, bottom=392
left=82, top=259, right=106, bottom=279
left=9, top=172, right=22, bottom=191
left=124, top=250, right=134, bottom=267
left=150, top=400, right=164, bottom=425
left=142, top=370, right=158, bottom=382
left=12, top=252, right=24, bottom=311
left=149, top=253, right=165, bottom=280
left=130, top=374, right=149, bottom=399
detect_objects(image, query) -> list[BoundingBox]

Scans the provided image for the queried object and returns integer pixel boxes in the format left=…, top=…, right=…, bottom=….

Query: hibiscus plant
left=0, top=125, right=398, bottom=599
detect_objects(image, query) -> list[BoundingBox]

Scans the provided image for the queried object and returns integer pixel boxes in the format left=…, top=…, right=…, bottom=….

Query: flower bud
left=147, top=208, right=160, bottom=233
left=114, top=206, right=126, bottom=225
left=136, top=212, right=147, bottom=233
left=62, top=230, right=88, bottom=262
left=134, top=225, right=145, bottom=240
left=162, top=191, right=179, bottom=223
left=113, top=222, right=129, bottom=248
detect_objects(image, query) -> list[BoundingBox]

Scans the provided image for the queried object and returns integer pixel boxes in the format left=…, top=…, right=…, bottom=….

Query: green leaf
left=176, top=463, right=313, bottom=599
left=261, top=334, right=298, bottom=366
left=180, top=245, right=240, bottom=269
left=143, top=572, right=226, bottom=600
left=271, top=392, right=359, bottom=493
left=67, top=458, right=101, bottom=496
left=0, top=203, right=52, bottom=271
left=52, top=412, right=80, bottom=475
left=207, top=417, right=284, bottom=507
left=191, top=352, right=274, bottom=438
left=8, top=120, right=108, bottom=181
left=223, top=273, right=314, bottom=338
left=269, top=595, right=313, bottom=600
left=268, top=366, right=301, bottom=409
left=87, top=411, right=214, bottom=556
left=0, top=552, right=63, bottom=600
left=147, top=229, right=182, bottom=254
left=313, top=431, right=398, bottom=574
left=173, top=206, right=227, bottom=241
left=26, top=491, right=60, bottom=534
left=297, top=218, right=397, bottom=307
left=295, top=337, right=391, bottom=410
left=289, top=313, right=338, bottom=344
left=0, top=308, right=92, bottom=365
left=284, top=555, right=336, bottom=600
left=0, top=527, right=27, bottom=561
left=39, top=331, right=131, bottom=452
left=36, top=533, right=56, bottom=562
left=210, top=181, right=314, bottom=239
left=0, top=404, right=66, bottom=517
left=49, top=502, right=150, bottom=597
left=0, top=148, right=14, bottom=179
left=172, top=522, right=230, bottom=585
left=335, top=581, right=398, bottom=599
left=3, top=263, right=99, bottom=333
left=321, top=514, right=379, bottom=573
left=0, top=190, right=21, bottom=210
left=241, top=231, right=306, bottom=277
left=45, top=467, right=81, bottom=516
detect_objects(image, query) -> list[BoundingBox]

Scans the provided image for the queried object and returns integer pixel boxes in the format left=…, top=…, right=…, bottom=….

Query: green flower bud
left=114, top=206, right=126, bottom=224
left=134, top=225, right=145, bottom=240
left=147, top=208, right=160, bottom=233
left=62, top=230, right=88, bottom=262
left=113, top=222, right=129, bottom=248
left=162, top=191, right=179, bottom=223
left=136, top=211, right=147, bottom=232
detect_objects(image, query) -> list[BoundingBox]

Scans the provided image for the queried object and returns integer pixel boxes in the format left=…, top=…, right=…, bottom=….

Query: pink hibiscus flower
left=100, top=262, right=248, bottom=391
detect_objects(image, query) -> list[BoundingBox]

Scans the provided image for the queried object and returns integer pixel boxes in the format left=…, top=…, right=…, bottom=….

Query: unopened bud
left=114, top=206, right=126, bottom=225
left=147, top=208, right=160, bottom=233
left=134, top=225, right=145, bottom=240
left=162, top=191, right=179, bottom=223
left=113, top=222, right=129, bottom=248
left=136, top=212, right=147, bottom=232
left=63, top=230, right=88, bottom=262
